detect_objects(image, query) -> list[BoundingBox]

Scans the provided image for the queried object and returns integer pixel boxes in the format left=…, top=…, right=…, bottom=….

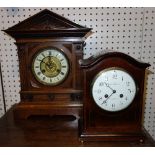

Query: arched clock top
left=79, top=51, right=150, bottom=69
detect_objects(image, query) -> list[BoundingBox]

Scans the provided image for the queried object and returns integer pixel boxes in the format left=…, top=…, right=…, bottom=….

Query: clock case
left=79, top=52, right=150, bottom=142
left=3, top=9, right=92, bottom=119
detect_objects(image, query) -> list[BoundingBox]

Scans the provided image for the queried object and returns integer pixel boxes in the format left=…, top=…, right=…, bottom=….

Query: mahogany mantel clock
left=4, top=9, right=91, bottom=119
left=79, top=52, right=150, bottom=142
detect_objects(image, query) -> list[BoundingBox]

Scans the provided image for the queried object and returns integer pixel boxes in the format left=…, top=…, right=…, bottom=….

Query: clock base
left=13, top=102, right=82, bottom=119
left=79, top=132, right=146, bottom=143
left=79, top=120, right=147, bottom=143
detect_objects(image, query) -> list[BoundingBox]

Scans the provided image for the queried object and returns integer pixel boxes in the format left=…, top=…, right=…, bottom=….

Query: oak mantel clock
left=4, top=9, right=91, bottom=119
left=79, top=51, right=150, bottom=142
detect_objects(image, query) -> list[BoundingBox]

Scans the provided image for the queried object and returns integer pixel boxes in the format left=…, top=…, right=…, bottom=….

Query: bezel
left=32, top=47, right=69, bottom=86
left=91, top=67, right=138, bottom=112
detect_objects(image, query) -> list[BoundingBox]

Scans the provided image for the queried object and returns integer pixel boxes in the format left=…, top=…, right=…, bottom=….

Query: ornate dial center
left=32, top=48, right=69, bottom=85
left=40, top=56, right=61, bottom=78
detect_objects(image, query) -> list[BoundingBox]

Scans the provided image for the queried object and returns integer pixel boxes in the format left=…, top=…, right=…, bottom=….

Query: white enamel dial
left=32, top=48, right=69, bottom=85
left=91, top=68, right=137, bottom=112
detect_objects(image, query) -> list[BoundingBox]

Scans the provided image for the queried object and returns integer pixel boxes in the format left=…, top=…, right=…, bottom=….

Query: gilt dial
left=91, top=67, right=137, bottom=112
left=32, top=48, right=69, bottom=85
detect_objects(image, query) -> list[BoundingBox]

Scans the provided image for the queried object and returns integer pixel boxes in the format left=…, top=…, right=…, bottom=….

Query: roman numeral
left=42, top=53, right=45, bottom=57
left=37, top=58, right=42, bottom=62
left=60, top=72, right=64, bottom=75
left=37, top=72, right=41, bottom=75
left=49, top=51, right=51, bottom=56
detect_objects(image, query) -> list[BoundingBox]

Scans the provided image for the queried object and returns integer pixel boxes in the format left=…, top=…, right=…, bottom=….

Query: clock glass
left=32, top=48, right=69, bottom=85
left=91, top=67, right=136, bottom=112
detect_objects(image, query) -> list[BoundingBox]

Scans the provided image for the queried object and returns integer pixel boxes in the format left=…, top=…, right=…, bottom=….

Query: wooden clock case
left=4, top=9, right=91, bottom=119
left=79, top=52, right=150, bottom=142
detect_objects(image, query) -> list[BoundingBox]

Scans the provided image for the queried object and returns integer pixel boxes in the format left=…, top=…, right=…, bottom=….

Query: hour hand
left=41, top=60, right=46, bottom=64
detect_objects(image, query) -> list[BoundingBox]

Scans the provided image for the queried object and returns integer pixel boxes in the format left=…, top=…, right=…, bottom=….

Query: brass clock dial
left=32, top=48, right=69, bottom=85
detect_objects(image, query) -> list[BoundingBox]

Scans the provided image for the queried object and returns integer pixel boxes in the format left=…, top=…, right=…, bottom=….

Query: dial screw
left=104, top=94, right=108, bottom=98
left=120, top=94, right=123, bottom=98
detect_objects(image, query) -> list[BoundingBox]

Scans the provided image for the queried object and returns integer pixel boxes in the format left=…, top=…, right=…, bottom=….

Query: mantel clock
left=79, top=52, right=150, bottom=142
left=4, top=9, right=91, bottom=119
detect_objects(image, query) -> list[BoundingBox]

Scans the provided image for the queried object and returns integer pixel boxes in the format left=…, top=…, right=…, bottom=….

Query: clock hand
left=104, top=82, right=115, bottom=92
left=48, top=56, right=52, bottom=63
left=39, top=58, right=47, bottom=65
left=102, top=92, right=113, bottom=104
left=102, top=90, right=116, bottom=104
left=41, top=60, right=52, bottom=70
left=47, top=57, right=55, bottom=69
left=46, top=62, right=51, bottom=67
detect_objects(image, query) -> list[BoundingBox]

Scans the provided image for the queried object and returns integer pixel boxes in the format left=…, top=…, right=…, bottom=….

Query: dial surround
left=32, top=48, right=69, bottom=86
left=91, top=67, right=137, bottom=112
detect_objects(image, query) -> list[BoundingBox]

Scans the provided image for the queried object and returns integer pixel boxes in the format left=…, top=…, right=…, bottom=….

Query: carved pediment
left=28, top=16, right=72, bottom=30
left=4, top=9, right=92, bottom=38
